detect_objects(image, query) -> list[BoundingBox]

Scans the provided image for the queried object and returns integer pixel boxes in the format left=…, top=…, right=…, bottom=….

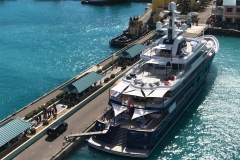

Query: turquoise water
left=66, top=36, right=240, bottom=159
left=1, top=0, right=240, bottom=159
left=0, top=0, right=146, bottom=119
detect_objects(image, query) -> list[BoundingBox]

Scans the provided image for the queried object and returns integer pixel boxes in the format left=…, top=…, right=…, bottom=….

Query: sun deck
left=122, top=62, right=181, bottom=88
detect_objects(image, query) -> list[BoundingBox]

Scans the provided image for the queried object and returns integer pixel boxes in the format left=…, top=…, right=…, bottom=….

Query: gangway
left=69, top=125, right=109, bottom=138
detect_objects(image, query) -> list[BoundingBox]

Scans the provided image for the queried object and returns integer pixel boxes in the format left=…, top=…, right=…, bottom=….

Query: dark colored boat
left=109, top=16, right=149, bottom=48
left=109, top=31, right=140, bottom=48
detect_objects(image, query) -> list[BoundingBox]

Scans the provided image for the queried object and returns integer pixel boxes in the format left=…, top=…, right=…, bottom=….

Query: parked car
left=47, top=121, right=68, bottom=137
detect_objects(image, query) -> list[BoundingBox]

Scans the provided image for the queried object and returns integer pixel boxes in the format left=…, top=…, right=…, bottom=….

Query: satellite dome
left=168, top=2, right=176, bottom=11
left=181, top=23, right=188, bottom=31
left=156, top=21, right=162, bottom=30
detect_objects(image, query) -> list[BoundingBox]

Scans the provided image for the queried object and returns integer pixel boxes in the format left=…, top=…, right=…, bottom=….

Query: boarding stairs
left=111, top=127, right=128, bottom=147
left=69, top=125, right=110, bottom=138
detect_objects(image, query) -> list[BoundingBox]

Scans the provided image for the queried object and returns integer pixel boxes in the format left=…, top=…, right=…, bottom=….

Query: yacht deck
left=123, top=63, right=180, bottom=88
left=143, top=41, right=193, bottom=59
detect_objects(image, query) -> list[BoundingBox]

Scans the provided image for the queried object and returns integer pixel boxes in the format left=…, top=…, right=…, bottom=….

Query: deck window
left=236, top=8, right=240, bottom=12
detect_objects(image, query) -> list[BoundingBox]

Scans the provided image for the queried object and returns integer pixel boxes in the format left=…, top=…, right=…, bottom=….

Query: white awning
left=132, top=108, right=159, bottom=119
left=111, top=103, right=127, bottom=116
left=145, top=59, right=168, bottom=65
left=142, top=89, right=154, bottom=97
left=147, top=88, right=169, bottom=97
left=123, top=89, right=145, bottom=97
left=123, top=85, right=136, bottom=93
left=111, top=82, right=129, bottom=93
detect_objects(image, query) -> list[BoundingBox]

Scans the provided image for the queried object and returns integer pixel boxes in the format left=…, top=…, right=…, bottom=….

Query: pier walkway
left=181, top=2, right=212, bottom=38
left=8, top=3, right=214, bottom=160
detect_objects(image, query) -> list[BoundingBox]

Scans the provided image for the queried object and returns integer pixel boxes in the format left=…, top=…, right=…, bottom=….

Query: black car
left=47, top=121, right=68, bottom=137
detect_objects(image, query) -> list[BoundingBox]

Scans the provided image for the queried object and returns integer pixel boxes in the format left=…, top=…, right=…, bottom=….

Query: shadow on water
left=0, top=0, right=17, bottom=3
left=148, top=63, right=218, bottom=159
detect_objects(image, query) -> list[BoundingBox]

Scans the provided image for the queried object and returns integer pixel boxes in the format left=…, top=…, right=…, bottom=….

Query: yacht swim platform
left=88, top=137, right=151, bottom=158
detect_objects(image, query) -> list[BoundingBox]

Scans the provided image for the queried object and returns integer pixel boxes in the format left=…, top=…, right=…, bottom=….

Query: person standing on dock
left=53, top=104, right=57, bottom=114
left=38, top=114, right=42, bottom=123
left=47, top=108, right=51, bottom=118
left=103, top=109, right=106, bottom=121
left=187, top=18, right=191, bottom=28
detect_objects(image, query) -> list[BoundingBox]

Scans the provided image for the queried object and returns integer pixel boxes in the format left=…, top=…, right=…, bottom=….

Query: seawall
left=205, top=28, right=240, bottom=37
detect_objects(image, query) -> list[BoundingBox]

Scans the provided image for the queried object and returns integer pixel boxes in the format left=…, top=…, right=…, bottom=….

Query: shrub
left=33, top=109, right=40, bottom=115
left=56, top=92, right=65, bottom=99
left=25, top=111, right=34, bottom=120
left=43, top=120, right=49, bottom=126
left=30, top=128, right=36, bottom=135
left=110, top=74, right=115, bottom=79
left=24, top=106, right=45, bottom=120
left=96, top=69, right=102, bottom=73
left=102, top=57, right=120, bottom=71
left=104, top=77, right=110, bottom=83
left=102, top=63, right=112, bottom=71
left=121, top=65, right=127, bottom=71
left=67, top=102, right=75, bottom=108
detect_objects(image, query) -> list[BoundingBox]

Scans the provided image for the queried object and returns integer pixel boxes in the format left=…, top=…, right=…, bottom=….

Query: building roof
left=0, top=118, right=33, bottom=147
left=223, top=0, right=236, bottom=6
left=61, top=72, right=104, bottom=93
left=118, top=43, right=147, bottom=58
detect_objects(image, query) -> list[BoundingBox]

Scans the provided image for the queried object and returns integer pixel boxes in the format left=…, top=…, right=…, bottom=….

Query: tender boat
left=88, top=2, right=219, bottom=158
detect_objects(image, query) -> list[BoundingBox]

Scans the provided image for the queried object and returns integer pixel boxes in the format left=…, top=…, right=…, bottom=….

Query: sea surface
left=1, top=1, right=240, bottom=160
left=0, top=0, right=146, bottom=119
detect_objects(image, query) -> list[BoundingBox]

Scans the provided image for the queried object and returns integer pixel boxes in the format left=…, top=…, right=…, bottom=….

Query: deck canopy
left=111, top=103, right=127, bottom=116
left=117, top=43, right=147, bottom=58
left=123, top=89, right=145, bottom=97
left=111, top=82, right=129, bottom=93
left=147, top=88, right=169, bottom=97
left=131, top=108, right=159, bottom=119
left=123, top=87, right=154, bottom=97
left=61, top=72, right=103, bottom=93
left=0, top=118, right=33, bottom=147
